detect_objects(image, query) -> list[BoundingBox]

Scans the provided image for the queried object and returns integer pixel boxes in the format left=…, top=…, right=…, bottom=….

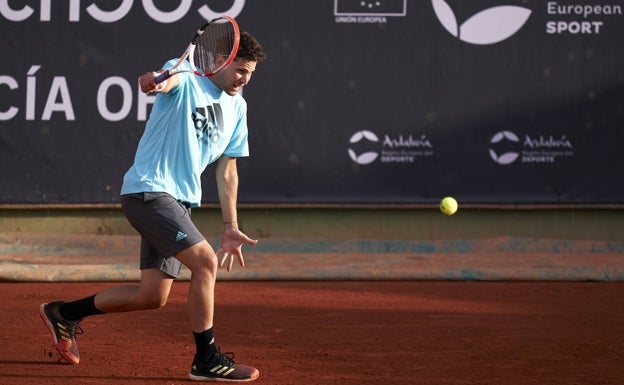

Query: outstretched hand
left=216, top=226, right=258, bottom=272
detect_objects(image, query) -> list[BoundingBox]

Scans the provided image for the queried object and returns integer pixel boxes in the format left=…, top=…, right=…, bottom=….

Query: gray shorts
left=120, top=192, right=205, bottom=278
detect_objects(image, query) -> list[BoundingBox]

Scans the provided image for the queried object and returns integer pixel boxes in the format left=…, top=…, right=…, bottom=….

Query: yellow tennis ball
left=440, top=197, right=458, bottom=215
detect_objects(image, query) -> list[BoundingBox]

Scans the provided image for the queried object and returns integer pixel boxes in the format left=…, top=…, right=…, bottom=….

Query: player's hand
left=217, top=226, right=258, bottom=272
left=139, top=71, right=166, bottom=94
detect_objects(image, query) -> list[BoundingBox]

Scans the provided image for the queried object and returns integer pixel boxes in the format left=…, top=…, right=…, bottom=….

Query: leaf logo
left=489, top=131, right=520, bottom=165
left=432, top=0, right=532, bottom=45
left=348, top=130, right=379, bottom=165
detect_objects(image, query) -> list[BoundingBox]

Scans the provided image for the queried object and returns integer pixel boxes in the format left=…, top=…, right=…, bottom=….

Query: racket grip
left=154, top=70, right=171, bottom=84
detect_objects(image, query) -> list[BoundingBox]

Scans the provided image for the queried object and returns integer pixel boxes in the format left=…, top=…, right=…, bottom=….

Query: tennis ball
left=440, top=197, right=458, bottom=215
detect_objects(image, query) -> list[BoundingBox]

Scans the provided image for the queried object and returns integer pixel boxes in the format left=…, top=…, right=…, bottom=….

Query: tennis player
left=39, top=30, right=265, bottom=382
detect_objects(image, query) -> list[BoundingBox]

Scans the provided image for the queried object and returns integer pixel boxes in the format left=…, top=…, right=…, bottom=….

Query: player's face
left=211, top=58, right=257, bottom=96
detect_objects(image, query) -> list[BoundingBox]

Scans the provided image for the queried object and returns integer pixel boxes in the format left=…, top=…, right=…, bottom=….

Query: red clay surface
left=1, top=281, right=623, bottom=385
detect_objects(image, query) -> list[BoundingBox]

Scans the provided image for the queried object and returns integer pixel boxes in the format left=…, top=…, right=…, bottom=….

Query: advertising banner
left=1, top=1, right=623, bottom=205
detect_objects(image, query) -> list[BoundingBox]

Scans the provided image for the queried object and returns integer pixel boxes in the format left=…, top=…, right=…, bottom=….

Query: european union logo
left=334, top=0, right=406, bottom=16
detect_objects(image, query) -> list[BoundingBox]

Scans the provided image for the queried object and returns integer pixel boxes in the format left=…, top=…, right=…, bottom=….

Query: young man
left=39, top=30, right=266, bottom=382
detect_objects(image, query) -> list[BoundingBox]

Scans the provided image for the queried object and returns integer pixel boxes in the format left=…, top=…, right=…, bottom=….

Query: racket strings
left=193, top=20, right=237, bottom=75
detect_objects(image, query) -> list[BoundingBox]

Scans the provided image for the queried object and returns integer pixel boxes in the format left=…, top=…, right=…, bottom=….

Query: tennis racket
left=155, top=16, right=240, bottom=84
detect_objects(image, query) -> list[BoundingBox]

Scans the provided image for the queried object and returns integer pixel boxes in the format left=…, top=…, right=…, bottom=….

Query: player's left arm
left=215, top=155, right=258, bottom=271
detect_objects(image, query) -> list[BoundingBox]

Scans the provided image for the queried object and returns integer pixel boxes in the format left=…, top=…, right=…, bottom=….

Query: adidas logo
left=209, top=364, right=236, bottom=376
left=175, top=231, right=188, bottom=242
left=57, top=322, right=72, bottom=341
left=191, top=364, right=236, bottom=377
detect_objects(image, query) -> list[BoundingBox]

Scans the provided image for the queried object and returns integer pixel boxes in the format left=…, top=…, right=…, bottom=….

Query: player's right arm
left=139, top=71, right=179, bottom=94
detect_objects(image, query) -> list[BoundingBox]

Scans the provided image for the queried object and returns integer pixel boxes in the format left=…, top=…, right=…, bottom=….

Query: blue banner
left=1, top=1, right=623, bottom=205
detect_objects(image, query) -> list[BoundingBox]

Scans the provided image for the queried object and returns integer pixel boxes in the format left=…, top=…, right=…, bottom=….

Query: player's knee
left=176, top=242, right=218, bottom=277
left=198, top=253, right=219, bottom=274
left=189, top=252, right=218, bottom=279
left=148, top=296, right=168, bottom=310
left=140, top=291, right=168, bottom=310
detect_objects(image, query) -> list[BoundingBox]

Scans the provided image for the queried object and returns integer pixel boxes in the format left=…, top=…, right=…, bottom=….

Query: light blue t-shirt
left=121, top=59, right=249, bottom=206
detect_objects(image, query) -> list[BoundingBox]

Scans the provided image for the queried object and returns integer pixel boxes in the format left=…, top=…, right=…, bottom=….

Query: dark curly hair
left=236, top=31, right=266, bottom=62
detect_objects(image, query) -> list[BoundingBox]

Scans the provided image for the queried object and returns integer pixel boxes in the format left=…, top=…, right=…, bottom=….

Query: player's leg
left=173, top=240, right=259, bottom=382
left=39, top=193, right=182, bottom=365
left=173, top=240, right=218, bottom=332
left=39, top=264, right=174, bottom=365
left=93, top=268, right=174, bottom=312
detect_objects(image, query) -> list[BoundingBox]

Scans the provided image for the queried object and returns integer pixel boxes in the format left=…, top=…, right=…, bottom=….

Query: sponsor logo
left=489, top=131, right=520, bottom=165
left=209, top=365, right=236, bottom=376
left=489, top=130, right=575, bottom=165
left=348, top=130, right=379, bottom=165
left=545, top=2, right=622, bottom=35
left=431, top=0, right=622, bottom=41
left=348, top=130, right=434, bottom=165
left=334, top=0, right=407, bottom=23
left=193, top=104, right=224, bottom=147
left=176, top=231, right=188, bottom=242
left=0, top=0, right=246, bottom=23
left=432, top=0, right=532, bottom=45
left=191, top=364, right=235, bottom=377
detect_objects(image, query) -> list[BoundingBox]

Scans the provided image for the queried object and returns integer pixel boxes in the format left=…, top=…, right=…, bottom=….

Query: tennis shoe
left=189, top=349, right=259, bottom=382
left=39, top=301, right=83, bottom=365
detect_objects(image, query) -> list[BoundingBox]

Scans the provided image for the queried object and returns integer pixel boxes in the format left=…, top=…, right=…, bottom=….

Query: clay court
left=2, top=1, right=623, bottom=383
left=1, top=279, right=623, bottom=385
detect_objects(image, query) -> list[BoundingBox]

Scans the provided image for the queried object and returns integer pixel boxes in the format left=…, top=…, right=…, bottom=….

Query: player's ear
left=214, top=54, right=227, bottom=67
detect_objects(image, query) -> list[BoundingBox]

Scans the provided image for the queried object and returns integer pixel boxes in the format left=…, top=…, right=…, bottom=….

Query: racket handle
left=154, top=70, right=171, bottom=84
